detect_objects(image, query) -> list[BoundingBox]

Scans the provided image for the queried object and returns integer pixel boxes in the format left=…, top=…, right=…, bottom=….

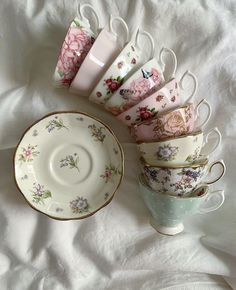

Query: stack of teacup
left=53, top=4, right=226, bottom=235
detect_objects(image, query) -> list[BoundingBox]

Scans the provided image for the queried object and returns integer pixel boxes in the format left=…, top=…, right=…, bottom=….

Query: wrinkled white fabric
left=0, top=0, right=236, bottom=289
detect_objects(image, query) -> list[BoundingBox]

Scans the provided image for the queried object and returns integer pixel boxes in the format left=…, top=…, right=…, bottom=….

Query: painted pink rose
left=137, top=107, right=154, bottom=121
left=56, top=26, right=93, bottom=86
left=151, top=68, right=162, bottom=84
left=96, top=91, right=102, bottom=98
left=104, top=77, right=123, bottom=94
left=165, top=112, right=186, bottom=135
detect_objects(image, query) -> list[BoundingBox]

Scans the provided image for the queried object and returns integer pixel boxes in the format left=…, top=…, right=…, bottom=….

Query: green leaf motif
left=58, top=71, right=65, bottom=77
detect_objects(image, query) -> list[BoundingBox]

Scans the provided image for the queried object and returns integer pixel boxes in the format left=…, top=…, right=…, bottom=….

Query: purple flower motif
left=70, top=197, right=89, bottom=214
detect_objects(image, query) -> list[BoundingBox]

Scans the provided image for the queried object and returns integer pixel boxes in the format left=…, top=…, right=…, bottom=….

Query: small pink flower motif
left=131, top=58, right=136, bottom=64
left=104, top=77, right=123, bottom=94
left=125, top=115, right=131, bottom=120
left=25, top=150, right=32, bottom=157
left=156, top=95, right=164, bottom=102
left=171, top=96, right=176, bottom=102
left=96, top=91, right=102, bottom=98
left=137, top=106, right=155, bottom=121
left=117, top=61, right=124, bottom=69
left=151, top=68, right=161, bottom=83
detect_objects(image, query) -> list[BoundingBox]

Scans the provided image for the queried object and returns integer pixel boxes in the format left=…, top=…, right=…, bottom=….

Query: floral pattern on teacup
left=31, top=183, right=52, bottom=204
left=185, top=146, right=201, bottom=163
left=106, top=67, right=164, bottom=115
left=18, top=144, right=40, bottom=163
left=103, top=76, right=124, bottom=98
left=90, top=43, right=140, bottom=104
left=156, top=144, right=179, bottom=161
left=134, top=106, right=157, bottom=123
left=70, top=196, right=90, bottom=214
left=134, top=104, right=194, bottom=142
left=143, top=164, right=206, bottom=196
left=54, top=19, right=95, bottom=87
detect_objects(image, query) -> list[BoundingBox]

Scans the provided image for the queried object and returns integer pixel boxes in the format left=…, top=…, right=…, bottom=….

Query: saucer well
left=14, top=111, right=124, bottom=220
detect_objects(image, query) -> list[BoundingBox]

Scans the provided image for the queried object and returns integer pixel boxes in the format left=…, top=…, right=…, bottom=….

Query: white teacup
left=70, top=15, right=129, bottom=96
left=89, top=29, right=155, bottom=105
left=105, top=47, right=177, bottom=115
left=137, top=127, right=222, bottom=166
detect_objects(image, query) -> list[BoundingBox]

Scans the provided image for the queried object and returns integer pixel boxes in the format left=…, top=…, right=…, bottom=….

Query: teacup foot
left=150, top=217, right=184, bottom=236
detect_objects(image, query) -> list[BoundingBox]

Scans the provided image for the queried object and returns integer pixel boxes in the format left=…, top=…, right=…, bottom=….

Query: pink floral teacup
left=104, top=47, right=177, bottom=115
left=70, top=15, right=129, bottom=96
left=89, top=29, right=155, bottom=105
left=132, top=99, right=212, bottom=143
left=117, top=70, right=198, bottom=126
left=53, top=4, right=100, bottom=87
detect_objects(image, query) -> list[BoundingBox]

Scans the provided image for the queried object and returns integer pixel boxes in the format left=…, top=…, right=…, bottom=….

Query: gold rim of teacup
left=137, top=130, right=202, bottom=145
left=139, top=174, right=209, bottom=199
left=140, top=156, right=208, bottom=169
left=133, top=102, right=193, bottom=128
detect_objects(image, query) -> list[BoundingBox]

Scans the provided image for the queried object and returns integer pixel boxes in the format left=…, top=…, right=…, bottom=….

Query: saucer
left=14, top=111, right=124, bottom=220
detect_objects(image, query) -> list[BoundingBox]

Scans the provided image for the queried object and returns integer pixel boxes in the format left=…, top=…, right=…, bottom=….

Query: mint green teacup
left=138, top=174, right=225, bottom=235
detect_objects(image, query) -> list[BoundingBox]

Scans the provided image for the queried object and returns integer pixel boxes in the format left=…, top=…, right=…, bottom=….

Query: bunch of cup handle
left=77, top=3, right=226, bottom=219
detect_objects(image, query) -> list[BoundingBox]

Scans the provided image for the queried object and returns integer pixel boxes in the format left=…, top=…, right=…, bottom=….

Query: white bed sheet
left=0, top=0, right=236, bottom=289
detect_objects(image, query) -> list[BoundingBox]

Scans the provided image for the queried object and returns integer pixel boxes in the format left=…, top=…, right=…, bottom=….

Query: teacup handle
left=78, top=3, right=100, bottom=33
left=195, top=99, right=212, bottom=129
left=134, top=29, right=155, bottom=60
left=109, top=15, right=129, bottom=45
left=205, top=160, right=226, bottom=185
left=179, top=70, right=198, bottom=103
left=202, top=127, right=222, bottom=156
left=159, top=47, right=177, bottom=79
left=198, top=190, right=225, bottom=214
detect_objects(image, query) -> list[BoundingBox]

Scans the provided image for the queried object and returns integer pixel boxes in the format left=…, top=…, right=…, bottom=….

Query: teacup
left=53, top=3, right=100, bottom=87
left=70, top=15, right=129, bottom=96
left=89, top=29, right=155, bottom=105
left=117, top=70, right=198, bottom=126
left=138, top=174, right=225, bottom=235
left=104, top=47, right=177, bottom=115
left=137, top=127, right=222, bottom=166
left=140, top=157, right=226, bottom=196
left=132, top=99, right=211, bottom=143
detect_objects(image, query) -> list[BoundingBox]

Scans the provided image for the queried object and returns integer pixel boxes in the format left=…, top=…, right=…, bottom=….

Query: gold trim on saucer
left=13, top=111, right=125, bottom=221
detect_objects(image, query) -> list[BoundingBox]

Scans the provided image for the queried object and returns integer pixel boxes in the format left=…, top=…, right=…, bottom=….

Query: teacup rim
left=133, top=102, right=193, bottom=128
left=139, top=174, right=209, bottom=199
left=137, top=130, right=203, bottom=145
left=140, top=156, right=208, bottom=169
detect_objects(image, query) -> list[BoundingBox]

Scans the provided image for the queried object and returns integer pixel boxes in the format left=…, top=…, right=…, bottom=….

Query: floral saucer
left=14, top=111, right=124, bottom=220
